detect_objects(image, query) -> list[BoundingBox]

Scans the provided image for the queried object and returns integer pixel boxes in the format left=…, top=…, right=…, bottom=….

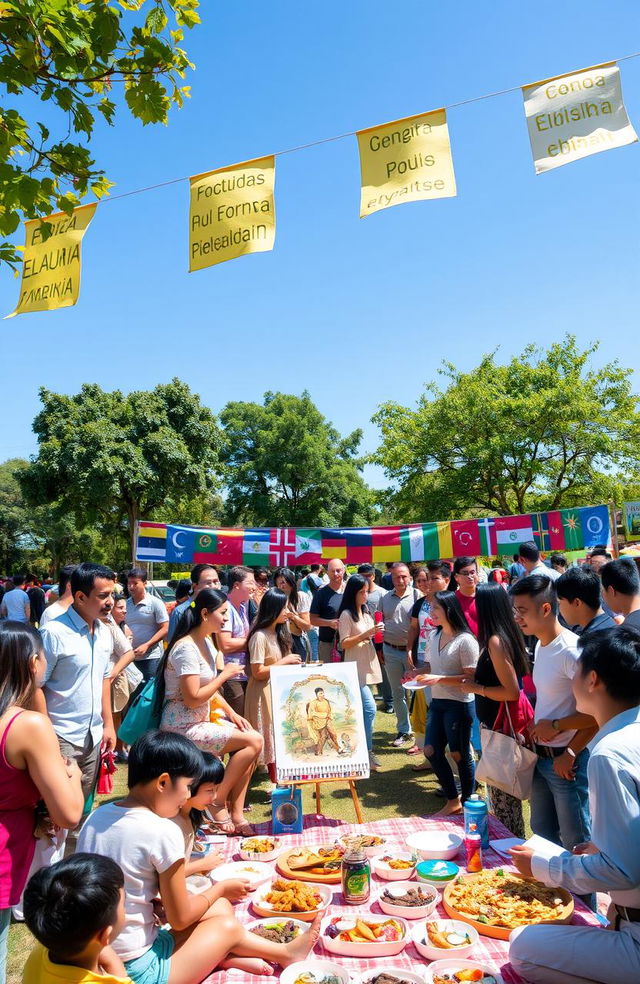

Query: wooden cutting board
left=276, top=847, right=342, bottom=884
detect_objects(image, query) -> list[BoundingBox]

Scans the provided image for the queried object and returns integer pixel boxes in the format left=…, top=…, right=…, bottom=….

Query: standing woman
left=274, top=568, right=311, bottom=660
left=459, top=582, right=530, bottom=838
left=245, top=589, right=302, bottom=782
left=156, top=589, right=264, bottom=836
left=0, top=622, right=84, bottom=983
left=338, top=575, right=383, bottom=772
left=416, top=590, right=480, bottom=816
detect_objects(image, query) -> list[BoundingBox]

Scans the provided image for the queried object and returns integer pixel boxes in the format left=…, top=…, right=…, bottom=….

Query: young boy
left=77, top=730, right=320, bottom=984
left=555, top=567, right=616, bottom=636
left=23, top=853, right=130, bottom=984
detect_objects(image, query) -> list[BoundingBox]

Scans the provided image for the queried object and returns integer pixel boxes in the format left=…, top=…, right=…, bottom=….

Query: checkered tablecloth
left=204, top=814, right=600, bottom=984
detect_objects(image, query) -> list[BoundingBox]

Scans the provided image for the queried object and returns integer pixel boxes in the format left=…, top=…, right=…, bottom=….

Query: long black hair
left=432, top=590, right=473, bottom=636
left=246, top=588, right=292, bottom=657
left=153, top=588, right=227, bottom=716
left=273, top=567, right=299, bottom=611
left=0, top=621, right=43, bottom=718
left=189, top=752, right=225, bottom=831
left=475, top=582, right=530, bottom=677
left=339, top=574, right=369, bottom=621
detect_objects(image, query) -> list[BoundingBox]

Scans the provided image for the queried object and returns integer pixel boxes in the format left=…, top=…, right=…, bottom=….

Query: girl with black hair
left=338, top=575, right=383, bottom=771
left=245, top=589, right=302, bottom=782
left=172, top=752, right=227, bottom=875
left=274, top=567, right=311, bottom=659
left=157, top=590, right=263, bottom=836
left=415, top=590, right=480, bottom=816
left=459, top=582, right=530, bottom=837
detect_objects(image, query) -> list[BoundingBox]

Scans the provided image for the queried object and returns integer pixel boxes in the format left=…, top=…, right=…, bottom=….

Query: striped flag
left=136, top=522, right=168, bottom=561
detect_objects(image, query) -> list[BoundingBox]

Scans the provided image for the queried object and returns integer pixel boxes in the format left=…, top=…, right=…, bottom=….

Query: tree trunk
left=126, top=501, right=140, bottom=566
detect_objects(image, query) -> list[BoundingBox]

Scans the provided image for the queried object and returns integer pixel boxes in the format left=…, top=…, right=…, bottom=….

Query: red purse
left=493, top=688, right=534, bottom=737
left=97, top=750, right=117, bottom=795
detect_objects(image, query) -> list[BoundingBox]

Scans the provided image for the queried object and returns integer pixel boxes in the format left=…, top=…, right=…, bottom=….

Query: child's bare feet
left=282, top=914, right=321, bottom=966
left=220, top=957, right=274, bottom=976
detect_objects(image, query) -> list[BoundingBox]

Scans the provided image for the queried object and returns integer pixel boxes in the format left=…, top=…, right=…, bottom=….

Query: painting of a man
left=306, top=686, right=341, bottom=755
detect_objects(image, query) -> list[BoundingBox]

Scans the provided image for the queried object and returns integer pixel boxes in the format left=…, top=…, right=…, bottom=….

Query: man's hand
left=102, top=726, right=116, bottom=752
left=553, top=749, right=576, bottom=780
left=530, top=719, right=558, bottom=743
left=509, top=845, right=534, bottom=878
left=133, top=642, right=149, bottom=658
left=328, top=618, right=338, bottom=631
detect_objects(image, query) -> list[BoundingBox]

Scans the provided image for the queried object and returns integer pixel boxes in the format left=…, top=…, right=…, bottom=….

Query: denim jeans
left=0, top=907, right=11, bottom=984
left=360, top=684, right=376, bottom=751
left=377, top=655, right=393, bottom=707
left=382, top=645, right=411, bottom=735
left=425, top=698, right=475, bottom=801
left=134, top=657, right=161, bottom=683
left=308, top=627, right=319, bottom=661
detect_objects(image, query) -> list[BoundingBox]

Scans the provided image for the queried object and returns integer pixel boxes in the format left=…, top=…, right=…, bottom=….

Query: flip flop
left=411, top=760, right=433, bottom=772
left=406, top=745, right=422, bottom=755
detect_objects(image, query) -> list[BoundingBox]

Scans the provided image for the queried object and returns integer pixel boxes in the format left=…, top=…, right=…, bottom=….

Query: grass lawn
left=7, top=706, right=530, bottom=983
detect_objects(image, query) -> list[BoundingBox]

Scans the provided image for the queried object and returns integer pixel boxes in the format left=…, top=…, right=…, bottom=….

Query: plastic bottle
left=373, top=610, right=384, bottom=644
left=463, top=793, right=489, bottom=849
left=465, top=822, right=483, bottom=872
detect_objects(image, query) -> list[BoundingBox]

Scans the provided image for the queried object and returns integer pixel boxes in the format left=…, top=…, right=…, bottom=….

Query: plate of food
left=280, top=959, right=350, bottom=984
left=412, top=919, right=478, bottom=960
left=209, top=860, right=273, bottom=890
left=372, top=852, right=417, bottom=881
left=277, top=844, right=345, bottom=883
left=321, top=915, right=408, bottom=957
left=245, top=917, right=309, bottom=943
left=357, top=968, right=427, bottom=984
left=423, top=959, right=502, bottom=984
left=406, top=831, right=463, bottom=861
left=252, top=878, right=333, bottom=921
left=239, top=836, right=279, bottom=862
left=339, top=833, right=387, bottom=858
left=378, top=882, right=439, bottom=919
left=442, top=868, right=574, bottom=940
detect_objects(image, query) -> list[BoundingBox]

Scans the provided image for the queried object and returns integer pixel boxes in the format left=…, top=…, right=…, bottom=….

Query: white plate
left=280, top=959, right=350, bottom=984
left=339, top=833, right=387, bottom=858
left=372, top=853, right=417, bottom=881
left=210, top=861, right=273, bottom=889
left=252, top=880, right=333, bottom=921
left=412, top=919, right=479, bottom=960
left=238, top=837, right=280, bottom=862
left=402, top=679, right=429, bottom=691
left=357, top=969, right=427, bottom=984
left=244, top=917, right=309, bottom=942
left=377, top=881, right=439, bottom=919
left=406, top=831, right=463, bottom=861
left=320, top=915, right=409, bottom=957
left=424, top=958, right=502, bottom=984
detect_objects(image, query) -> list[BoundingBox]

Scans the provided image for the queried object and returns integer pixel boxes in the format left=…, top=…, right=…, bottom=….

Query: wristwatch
left=552, top=718, right=560, bottom=732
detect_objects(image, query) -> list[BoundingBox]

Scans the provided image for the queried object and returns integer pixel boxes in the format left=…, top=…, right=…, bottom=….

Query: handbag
left=476, top=702, right=538, bottom=800
left=330, top=630, right=343, bottom=662
left=97, top=749, right=117, bottom=795
left=117, top=676, right=161, bottom=745
left=493, top=688, right=535, bottom=736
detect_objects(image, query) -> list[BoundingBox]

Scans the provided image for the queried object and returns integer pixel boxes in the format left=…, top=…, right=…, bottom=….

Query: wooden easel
left=292, top=776, right=363, bottom=824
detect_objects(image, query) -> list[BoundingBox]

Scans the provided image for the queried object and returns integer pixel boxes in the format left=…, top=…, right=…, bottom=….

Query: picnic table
left=205, top=813, right=600, bottom=984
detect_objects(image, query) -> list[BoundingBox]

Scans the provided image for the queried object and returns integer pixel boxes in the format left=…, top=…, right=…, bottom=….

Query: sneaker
left=368, top=753, right=381, bottom=772
left=382, top=705, right=395, bottom=714
left=391, top=733, right=412, bottom=747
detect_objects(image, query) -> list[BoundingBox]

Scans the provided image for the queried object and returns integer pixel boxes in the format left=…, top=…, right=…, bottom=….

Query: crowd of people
left=0, top=539, right=638, bottom=984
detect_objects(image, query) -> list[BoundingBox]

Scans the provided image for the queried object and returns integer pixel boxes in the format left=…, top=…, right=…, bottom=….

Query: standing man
left=40, top=565, right=78, bottom=626
left=125, top=567, right=169, bottom=683
left=0, top=573, right=30, bottom=622
left=36, top=562, right=117, bottom=835
left=511, top=575, right=596, bottom=885
left=310, top=558, right=346, bottom=664
left=453, top=557, right=479, bottom=636
left=602, top=559, right=640, bottom=629
left=509, top=553, right=526, bottom=583
left=587, top=547, right=613, bottom=577
left=555, top=568, right=616, bottom=636
left=25, top=576, right=46, bottom=626
left=379, top=562, right=419, bottom=747
left=218, top=565, right=256, bottom=715
left=381, top=563, right=394, bottom=590
left=518, top=541, right=560, bottom=581
left=167, top=563, right=221, bottom=637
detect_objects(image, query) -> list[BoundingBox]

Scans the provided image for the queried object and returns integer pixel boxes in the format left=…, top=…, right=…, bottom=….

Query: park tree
left=0, top=0, right=199, bottom=268
left=220, top=391, right=376, bottom=528
left=20, top=378, right=221, bottom=561
left=373, top=336, right=640, bottom=522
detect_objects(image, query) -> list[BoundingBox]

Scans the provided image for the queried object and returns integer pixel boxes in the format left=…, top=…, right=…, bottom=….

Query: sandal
left=233, top=821, right=255, bottom=837
left=406, top=744, right=421, bottom=755
left=411, top=760, right=433, bottom=772
left=205, top=805, right=236, bottom=835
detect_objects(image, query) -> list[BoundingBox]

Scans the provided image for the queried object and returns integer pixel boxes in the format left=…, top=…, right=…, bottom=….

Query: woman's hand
left=282, top=654, right=303, bottom=665
left=230, top=712, right=252, bottom=732
left=458, top=677, right=477, bottom=695
left=221, top=661, right=245, bottom=679
left=367, top=621, right=383, bottom=639
left=219, top=878, right=251, bottom=902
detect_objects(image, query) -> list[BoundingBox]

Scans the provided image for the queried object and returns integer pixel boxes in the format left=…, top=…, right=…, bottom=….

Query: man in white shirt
left=0, top=574, right=30, bottom=622
left=218, top=566, right=256, bottom=715
left=518, top=540, right=560, bottom=581
left=379, top=563, right=420, bottom=746
left=511, top=575, right=596, bottom=862
left=39, top=564, right=77, bottom=626
left=509, top=625, right=640, bottom=984
left=126, top=568, right=169, bottom=683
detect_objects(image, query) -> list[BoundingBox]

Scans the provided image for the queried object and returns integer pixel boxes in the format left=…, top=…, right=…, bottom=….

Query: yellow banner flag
left=189, top=156, right=276, bottom=271
left=523, top=62, right=638, bottom=174
left=7, top=203, right=97, bottom=318
left=357, top=109, right=456, bottom=217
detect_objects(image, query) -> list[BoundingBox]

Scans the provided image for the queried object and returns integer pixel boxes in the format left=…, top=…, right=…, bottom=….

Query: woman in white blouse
left=274, top=567, right=311, bottom=660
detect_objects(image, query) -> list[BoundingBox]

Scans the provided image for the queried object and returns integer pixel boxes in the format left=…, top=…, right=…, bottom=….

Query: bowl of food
left=357, top=969, right=427, bottom=984
left=415, top=860, right=460, bottom=889
left=372, top=853, right=417, bottom=881
left=252, top=878, right=333, bottom=922
left=378, top=882, right=439, bottom=919
left=321, top=915, right=408, bottom=957
left=280, top=960, right=350, bottom=984
left=339, top=833, right=387, bottom=858
left=424, top=959, right=501, bottom=984
left=406, top=831, right=463, bottom=861
left=239, top=836, right=279, bottom=862
left=245, top=917, right=309, bottom=943
left=209, top=860, right=273, bottom=890
left=412, top=919, right=478, bottom=960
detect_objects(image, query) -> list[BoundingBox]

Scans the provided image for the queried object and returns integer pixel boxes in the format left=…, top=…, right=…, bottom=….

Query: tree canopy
left=0, top=0, right=199, bottom=268
left=373, top=336, right=640, bottom=521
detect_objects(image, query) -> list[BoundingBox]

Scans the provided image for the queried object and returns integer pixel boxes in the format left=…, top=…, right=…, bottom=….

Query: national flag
left=436, top=521, right=453, bottom=558
left=495, top=515, right=535, bottom=549
left=294, top=529, right=323, bottom=564
left=270, top=528, right=297, bottom=567
left=477, top=517, right=496, bottom=556
left=451, top=519, right=481, bottom=557
left=322, top=533, right=347, bottom=560
left=242, top=529, right=271, bottom=565
left=531, top=513, right=551, bottom=552
left=546, top=512, right=566, bottom=551
left=559, top=510, right=584, bottom=550
left=579, top=505, right=611, bottom=549
left=343, top=528, right=374, bottom=564
left=191, top=528, right=243, bottom=566
left=371, top=527, right=402, bottom=564
left=136, top=522, right=168, bottom=561
left=400, top=525, right=428, bottom=563
left=165, top=525, right=204, bottom=564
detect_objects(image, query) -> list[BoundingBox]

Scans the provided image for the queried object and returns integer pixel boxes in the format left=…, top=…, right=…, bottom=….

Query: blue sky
left=2, top=0, right=639, bottom=493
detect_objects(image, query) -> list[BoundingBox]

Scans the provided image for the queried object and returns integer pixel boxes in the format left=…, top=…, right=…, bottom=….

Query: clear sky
left=2, top=0, right=639, bottom=494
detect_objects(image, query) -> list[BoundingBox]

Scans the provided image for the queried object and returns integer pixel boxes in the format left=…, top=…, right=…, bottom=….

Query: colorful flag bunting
left=451, top=519, right=481, bottom=557
left=495, top=515, right=535, bottom=549
left=294, top=529, right=323, bottom=564
left=137, top=522, right=168, bottom=561
left=560, top=509, right=584, bottom=550
left=242, top=530, right=271, bottom=565
left=579, top=504, right=610, bottom=548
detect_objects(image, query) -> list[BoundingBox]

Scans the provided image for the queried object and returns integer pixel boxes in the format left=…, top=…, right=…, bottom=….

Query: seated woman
left=156, top=589, right=263, bottom=836
left=78, top=731, right=320, bottom=984
left=509, top=626, right=640, bottom=984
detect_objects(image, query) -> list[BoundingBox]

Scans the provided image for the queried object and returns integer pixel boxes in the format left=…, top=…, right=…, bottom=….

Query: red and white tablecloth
left=204, top=813, right=600, bottom=984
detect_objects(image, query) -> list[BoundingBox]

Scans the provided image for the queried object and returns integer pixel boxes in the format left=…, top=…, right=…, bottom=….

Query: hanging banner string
left=98, top=49, right=640, bottom=207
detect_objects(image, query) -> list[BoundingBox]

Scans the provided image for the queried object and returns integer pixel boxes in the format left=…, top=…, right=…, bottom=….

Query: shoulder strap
left=0, top=710, right=26, bottom=754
